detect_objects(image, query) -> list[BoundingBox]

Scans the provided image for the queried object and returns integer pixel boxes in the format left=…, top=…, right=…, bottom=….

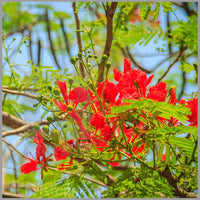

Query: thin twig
left=2, top=88, right=38, bottom=99
left=167, top=12, right=172, bottom=55
left=3, top=19, right=43, bottom=38
left=178, top=71, right=186, bottom=100
left=72, top=2, right=85, bottom=78
left=28, top=29, right=34, bottom=65
left=2, top=86, right=40, bottom=92
left=48, top=166, right=107, bottom=187
left=126, top=46, right=152, bottom=73
left=9, top=149, right=19, bottom=193
left=2, top=139, right=28, bottom=160
left=45, top=9, right=61, bottom=70
left=157, top=48, right=186, bottom=83
left=60, top=18, right=71, bottom=57
left=37, top=38, right=41, bottom=66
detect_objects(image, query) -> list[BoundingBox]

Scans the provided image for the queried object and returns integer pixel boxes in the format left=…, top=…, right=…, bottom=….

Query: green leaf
left=148, top=126, right=198, bottom=138
left=111, top=99, right=191, bottom=123
left=53, top=11, right=71, bottom=19
left=140, top=2, right=152, bottom=20
left=153, top=3, right=160, bottom=21
left=169, top=136, right=195, bottom=155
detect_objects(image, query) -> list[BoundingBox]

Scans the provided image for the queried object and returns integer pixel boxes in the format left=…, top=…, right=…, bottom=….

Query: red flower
left=180, top=98, right=198, bottom=126
left=113, top=58, right=154, bottom=100
left=97, top=79, right=119, bottom=103
left=20, top=132, right=51, bottom=178
left=146, top=82, right=168, bottom=102
left=54, top=146, right=69, bottom=161
left=53, top=81, right=89, bottom=112
left=90, top=112, right=106, bottom=130
left=54, top=81, right=90, bottom=139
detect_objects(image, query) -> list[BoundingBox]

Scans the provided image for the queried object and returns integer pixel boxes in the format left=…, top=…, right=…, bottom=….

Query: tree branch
left=178, top=71, right=186, bottom=100
left=126, top=46, right=152, bottom=73
left=2, top=120, right=51, bottom=138
left=2, top=192, right=28, bottom=198
left=60, top=18, right=71, bottom=57
left=72, top=2, right=85, bottom=78
left=3, top=111, right=27, bottom=129
left=45, top=9, right=61, bottom=70
left=48, top=166, right=107, bottom=187
left=2, top=86, right=40, bottom=92
left=28, top=29, right=34, bottom=65
left=3, top=19, right=42, bottom=38
left=158, top=166, right=198, bottom=198
left=98, top=2, right=118, bottom=83
left=3, top=88, right=38, bottom=99
left=157, top=48, right=186, bottom=83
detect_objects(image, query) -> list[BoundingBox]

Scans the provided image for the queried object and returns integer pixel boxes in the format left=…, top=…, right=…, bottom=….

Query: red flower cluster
left=21, top=57, right=197, bottom=176
left=20, top=131, right=52, bottom=178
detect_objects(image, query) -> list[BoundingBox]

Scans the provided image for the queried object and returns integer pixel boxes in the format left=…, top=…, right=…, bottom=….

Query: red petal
left=123, top=58, right=131, bottom=74
left=68, top=87, right=88, bottom=103
left=53, top=98, right=67, bottom=112
left=69, top=111, right=89, bottom=138
left=108, top=161, right=120, bottom=166
left=90, top=112, right=106, bottom=130
left=57, top=81, right=68, bottom=104
left=146, top=82, right=168, bottom=102
left=147, top=75, right=154, bottom=85
left=20, top=160, right=38, bottom=174
left=33, top=131, right=43, bottom=144
left=36, top=143, right=46, bottom=161
left=113, top=68, right=122, bottom=82
left=54, top=146, right=69, bottom=161
left=108, top=154, right=120, bottom=166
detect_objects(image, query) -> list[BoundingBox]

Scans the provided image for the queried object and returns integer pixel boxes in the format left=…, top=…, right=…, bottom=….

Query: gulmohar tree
left=2, top=2, right=198, bottom=198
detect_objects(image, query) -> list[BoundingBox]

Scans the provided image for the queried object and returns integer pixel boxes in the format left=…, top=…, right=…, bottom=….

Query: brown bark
left=97, top=2, right=118, bottom=83
left=72, top=2, right=85, bottom=78
left=3, top=111, right=27, bottom=129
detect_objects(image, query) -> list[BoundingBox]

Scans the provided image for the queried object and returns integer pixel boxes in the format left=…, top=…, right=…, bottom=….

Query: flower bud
left=33, top=124, right=40, bottom=131
left=42, top=126, right=49, bottom=134
left=106, top=62, right=111, bottom=70
left=70, top=57, right=76, bottom=65
left=78, top=52, right=82, bottom=58
left=53, top=114, right=59, bottom=121
left=47, top=116, right=53, bottom=123
left=50, top=129, right=60, bottom=144
left=102, top=54, right=108, bottom=61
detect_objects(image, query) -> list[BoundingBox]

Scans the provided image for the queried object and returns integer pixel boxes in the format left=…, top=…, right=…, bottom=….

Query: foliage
left=2, top=2, right=198, bottom=198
